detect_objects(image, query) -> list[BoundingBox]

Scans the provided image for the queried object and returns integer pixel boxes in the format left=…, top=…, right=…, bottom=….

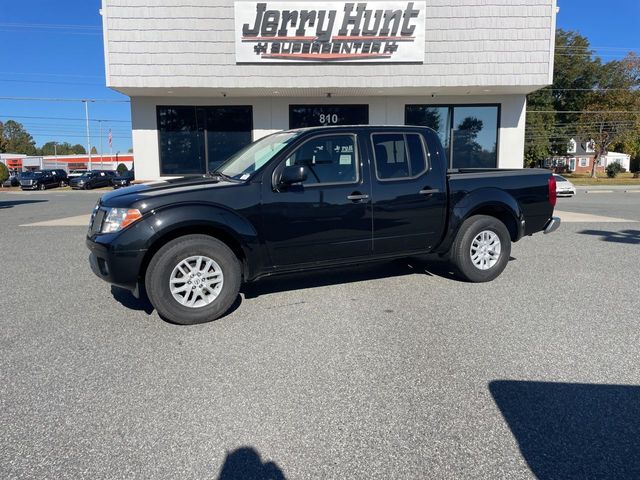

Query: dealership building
left=101, top=0, right=557, bottom=180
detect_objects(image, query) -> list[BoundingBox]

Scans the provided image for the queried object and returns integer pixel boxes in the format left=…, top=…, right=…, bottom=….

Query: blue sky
left=0, top=0, right=638, bottom=155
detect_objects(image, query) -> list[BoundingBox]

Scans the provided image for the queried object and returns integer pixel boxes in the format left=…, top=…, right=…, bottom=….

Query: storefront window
left=157, top=106, right=252, bottom=175
left=405, top=104, right=499, bottom=168
left=157, top=106, right=205, bottom=175
left=289, top=105, right=369, bottom=129
left=405, top=106, right=451, bottom=152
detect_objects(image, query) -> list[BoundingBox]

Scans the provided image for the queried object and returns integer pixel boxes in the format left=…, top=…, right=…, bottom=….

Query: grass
left=563, top=172, right=640, bottom=186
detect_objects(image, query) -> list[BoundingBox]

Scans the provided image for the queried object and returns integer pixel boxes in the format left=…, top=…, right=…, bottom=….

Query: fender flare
left=436, top=188, right=524, bottom=254
left=139, top=202, right=263, bottom=280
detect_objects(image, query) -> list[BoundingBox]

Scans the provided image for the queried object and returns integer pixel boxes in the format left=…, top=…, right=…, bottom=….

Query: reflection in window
left=452, top=106, right=498, bottom=169
left=157, top=106, right=205, bottom=175
left=405, top=106, right=451, bottom=151
left=405, top=104, right=499, bottom=168
left=284, top=135, right=357, bottom=185
left=157, top=106, right=252, bottom=175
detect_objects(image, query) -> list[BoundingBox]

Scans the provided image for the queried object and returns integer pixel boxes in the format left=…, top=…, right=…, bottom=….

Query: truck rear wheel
left=145, top=234, right=241, bottom=325
left=450, top=215, right=511, bottom=283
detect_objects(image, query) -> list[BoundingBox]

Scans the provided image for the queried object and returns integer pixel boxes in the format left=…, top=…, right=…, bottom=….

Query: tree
left=90, top=146, right=98, bottom=155
left=525, top=30, right=603, bottom=166
left=71, top=144, right=87, bottom=154
left=116, top=163, right=128, bottom=174
left=1, top=120, right=37, bottom=155
left=127, top=147, right=134, bottom=153
left=0, top=121, right=6, bottom=153
left=0, top=161, right=9, bottom=186
left=577, top=53, right=640, bottom=177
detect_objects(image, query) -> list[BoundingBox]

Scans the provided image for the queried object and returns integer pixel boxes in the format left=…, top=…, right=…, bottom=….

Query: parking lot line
left=554, top=210, right=636, bottom=223
left=20, top=214, right=91, bottom=227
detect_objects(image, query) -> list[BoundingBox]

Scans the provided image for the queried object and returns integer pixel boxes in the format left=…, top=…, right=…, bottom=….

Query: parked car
left=7, top=173, right=24, bottom=187
left=553, top=174, right=576, bottom=197
left=2, top=173, right=20, bottom=187
left=49, top=169, right=69, bottom=187
left=87, top=125, right=560, bottom=325
left=20, top=170, right=61, bottom=190
left=70, top=171, right=115, bottom=190
left=68, top=169, right=88, bottom=182
left=112, top=170, right=135, bottom=189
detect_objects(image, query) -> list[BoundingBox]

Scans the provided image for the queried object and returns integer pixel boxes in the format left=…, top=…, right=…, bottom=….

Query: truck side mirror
left=280, top=165, right=308, bottom=186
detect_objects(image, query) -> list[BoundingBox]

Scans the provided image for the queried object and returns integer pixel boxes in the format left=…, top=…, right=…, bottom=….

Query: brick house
left=545, top=138, right=630, bottom=174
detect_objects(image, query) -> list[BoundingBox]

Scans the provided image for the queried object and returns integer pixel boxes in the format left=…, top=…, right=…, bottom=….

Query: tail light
left=548, top=175, right=557, bottom=207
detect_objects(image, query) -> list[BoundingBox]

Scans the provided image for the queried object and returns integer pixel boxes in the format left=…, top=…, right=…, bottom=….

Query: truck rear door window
left=371, top=133, right=428, bottom=180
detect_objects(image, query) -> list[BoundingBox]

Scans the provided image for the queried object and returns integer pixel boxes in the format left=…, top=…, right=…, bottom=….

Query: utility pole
left=99, top=120, right=104, bottom=169
left=82, top=99, right=95, bottom=171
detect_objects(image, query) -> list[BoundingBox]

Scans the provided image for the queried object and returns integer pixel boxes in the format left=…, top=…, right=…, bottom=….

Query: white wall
left=131, top=94, right=526, bottom=180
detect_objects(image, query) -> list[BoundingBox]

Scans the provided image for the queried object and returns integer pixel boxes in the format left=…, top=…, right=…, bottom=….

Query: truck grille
left=89, top=208, right=106, bottom=235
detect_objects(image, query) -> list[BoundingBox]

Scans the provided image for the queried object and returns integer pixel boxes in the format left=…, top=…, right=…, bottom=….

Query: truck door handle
left=419, top=188, right=440, bottom=195
left=347, top=193, right=369, bottom=202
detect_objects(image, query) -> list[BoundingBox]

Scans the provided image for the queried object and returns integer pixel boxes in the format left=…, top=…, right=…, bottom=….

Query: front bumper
left=20, top=184, right=37, bottom=190
left=544, top=216, right=561, bottom=234
left=87, top=237, right=146, bottom=291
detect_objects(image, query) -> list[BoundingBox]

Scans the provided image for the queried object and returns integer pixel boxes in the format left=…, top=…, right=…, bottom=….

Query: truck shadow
left=578, top=229, right=640, bottom=245
left=242, top=256, right=461, bottom=299
left=110, top=285, right=243, bottom=321
left=489, top=380, right=640, bottom=480
left=217, top=446, right=286, bottom=480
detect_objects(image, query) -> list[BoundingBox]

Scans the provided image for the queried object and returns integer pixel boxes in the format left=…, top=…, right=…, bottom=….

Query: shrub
left=605, top=161, right=623, bottom=178
left=0, top=162, right=9, bottom=186
left=116, top=163, right=128, bottom=175
left=631, top=156, right=640, bottom=174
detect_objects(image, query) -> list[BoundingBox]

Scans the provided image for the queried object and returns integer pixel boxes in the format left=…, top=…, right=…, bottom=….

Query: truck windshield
left=216, top=131, right=298, bottom=180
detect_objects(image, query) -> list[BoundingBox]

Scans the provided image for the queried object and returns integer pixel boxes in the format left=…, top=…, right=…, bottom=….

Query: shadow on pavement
left=217, top=447, right=286, bottom=480
left=111, top=286, right=155, bottom=315
left=578, top=229, right=640, bottom=245
left=110, top=286, right=243, bottom=323
left=0, top=199, right=48, bottom=209
left=489, top=380, right=640, bottom=480
left=242, top=256, right=460, bottom=299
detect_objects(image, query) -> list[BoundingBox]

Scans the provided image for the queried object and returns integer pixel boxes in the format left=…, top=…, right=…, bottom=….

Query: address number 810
left=319, top=113, right=339, bottom=124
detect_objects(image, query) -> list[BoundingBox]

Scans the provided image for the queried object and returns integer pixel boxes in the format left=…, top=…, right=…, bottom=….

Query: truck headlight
left=101, top=208, right=142, bottom=233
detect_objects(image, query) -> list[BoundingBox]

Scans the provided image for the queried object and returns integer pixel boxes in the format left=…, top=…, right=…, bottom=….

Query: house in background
left=544, top=138, right=631, bottom=173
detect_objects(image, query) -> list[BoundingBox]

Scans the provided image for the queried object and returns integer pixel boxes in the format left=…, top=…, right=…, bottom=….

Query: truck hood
left=99, top=176, right=240, bottom=210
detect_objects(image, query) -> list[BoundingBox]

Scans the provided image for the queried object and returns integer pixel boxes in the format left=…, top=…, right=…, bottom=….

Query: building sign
left=235, top=2, right=425, bottom=63
left=289, top=104, right=369, bottom=128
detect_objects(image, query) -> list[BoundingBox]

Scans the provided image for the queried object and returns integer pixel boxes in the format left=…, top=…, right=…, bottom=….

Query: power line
left=0, top=71, right=103, bottom=79
left=0, top=114, right=130, bottom=123
left=0, top=96, right=129, bottom=103
left=0, top=79, right=104, bottom=87
left=0, top=22, right=100, bottom=30
left=528, top=110, right=640, bottom=114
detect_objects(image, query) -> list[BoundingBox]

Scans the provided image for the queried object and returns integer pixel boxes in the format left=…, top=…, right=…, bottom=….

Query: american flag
left=108, top=129, right=113, bottom=148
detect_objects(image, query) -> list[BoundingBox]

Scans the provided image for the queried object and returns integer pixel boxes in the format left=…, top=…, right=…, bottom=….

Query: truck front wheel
left=145, top=234, right=241, bottom=324
left=450, top=215, right=511, bottom=283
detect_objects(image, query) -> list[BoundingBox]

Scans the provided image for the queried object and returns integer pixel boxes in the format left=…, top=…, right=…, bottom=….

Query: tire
left=39, top=183, right=46, bottom=191
left=145, top=234, right=241, bottom=325
left=449, top=215, right=511, bottom=283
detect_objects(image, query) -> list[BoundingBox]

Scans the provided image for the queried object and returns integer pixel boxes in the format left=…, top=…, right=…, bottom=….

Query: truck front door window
left=283, top=134, right=358, bottom=185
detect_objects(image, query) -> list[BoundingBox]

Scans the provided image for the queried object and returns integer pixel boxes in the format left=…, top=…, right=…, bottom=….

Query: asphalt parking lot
left=1, top=188, right=639, bottom=479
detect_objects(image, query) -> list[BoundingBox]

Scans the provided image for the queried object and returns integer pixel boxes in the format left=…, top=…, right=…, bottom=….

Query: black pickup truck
left=87, top=126, right=559, bottom=324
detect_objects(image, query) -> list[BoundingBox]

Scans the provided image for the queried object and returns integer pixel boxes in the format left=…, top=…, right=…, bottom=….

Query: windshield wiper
left=209, top=170, right=241, bottom=182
